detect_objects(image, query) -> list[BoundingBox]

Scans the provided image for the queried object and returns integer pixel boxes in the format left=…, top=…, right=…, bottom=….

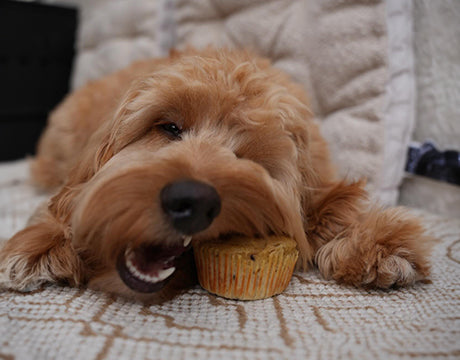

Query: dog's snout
left=160, top=180, right=221, bottom=235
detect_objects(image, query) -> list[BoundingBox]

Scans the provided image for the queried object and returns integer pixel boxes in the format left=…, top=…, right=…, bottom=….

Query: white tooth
left=157, top=267, right=176, bottom=281
left=125, top=253, right=176, bottom=284
left=146, top=275, right=158, bottom=283
left=183, top=236, right=192, bottom=247
left=125, top=247, right=133, bottom=258
left=126, top=258, right=136, bottom=273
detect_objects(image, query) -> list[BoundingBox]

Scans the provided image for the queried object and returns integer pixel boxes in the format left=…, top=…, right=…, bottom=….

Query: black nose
left=160, top=180, right=221, bottom=235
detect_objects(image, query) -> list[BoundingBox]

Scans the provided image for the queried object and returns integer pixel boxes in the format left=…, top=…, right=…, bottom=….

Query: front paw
left=0, top=221, right=84, bottom=293
left=366, top=249, right=427, bottom=288
left=316, top=240, right=430, bottom=289
left=0, top=254, right=48, bottom=292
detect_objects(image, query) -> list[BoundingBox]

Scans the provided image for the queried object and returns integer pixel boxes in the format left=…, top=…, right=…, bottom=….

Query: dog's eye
left=158, top=122, right=182, bottom=139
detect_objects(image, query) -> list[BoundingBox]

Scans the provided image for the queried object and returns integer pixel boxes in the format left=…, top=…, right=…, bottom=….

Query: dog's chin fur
left=0, top=48, right=432, bottom=298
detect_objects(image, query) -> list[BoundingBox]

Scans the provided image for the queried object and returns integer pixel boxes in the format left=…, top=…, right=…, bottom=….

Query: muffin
left=193, top=235, right=298, bottom=300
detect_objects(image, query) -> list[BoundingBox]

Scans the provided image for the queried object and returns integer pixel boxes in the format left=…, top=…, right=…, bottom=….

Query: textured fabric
left=64, top=0, right=176, bottom=89
left=0, top=159, right=48, bottom=240
left=175, top=0, right=388, bottom=196
left=380, top=0, right=417, bottom=206
left=397, top=0, right=460, bottom=216
left=412, top=0, right=460, bottom=150
left=399, top=175, right=460, bottom=219
left=1, top=162, right=460, bottom=359
left=175, top=0, right=313, bottom=100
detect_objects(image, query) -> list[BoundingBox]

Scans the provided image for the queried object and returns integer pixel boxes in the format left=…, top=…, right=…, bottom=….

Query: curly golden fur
left=0, top=48, right=431, bottom=298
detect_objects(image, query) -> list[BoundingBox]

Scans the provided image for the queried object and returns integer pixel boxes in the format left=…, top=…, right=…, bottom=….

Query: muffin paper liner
left=194, top=241, right=298, bottom=300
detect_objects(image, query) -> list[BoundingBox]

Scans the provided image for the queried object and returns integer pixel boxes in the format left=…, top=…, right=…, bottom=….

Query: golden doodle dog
left=0, top=48, right=431, bottom=298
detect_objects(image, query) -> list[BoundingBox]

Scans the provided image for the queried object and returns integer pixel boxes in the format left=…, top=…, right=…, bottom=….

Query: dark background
left=0, top=0, right=77, bottom=160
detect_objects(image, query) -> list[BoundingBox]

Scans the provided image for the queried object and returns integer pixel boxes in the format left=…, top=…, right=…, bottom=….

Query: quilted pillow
left=64, top=0, right=175, bottom=89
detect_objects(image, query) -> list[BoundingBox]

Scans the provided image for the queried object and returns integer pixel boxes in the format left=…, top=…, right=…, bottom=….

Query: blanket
left=1, top=160, right=459, bottom=359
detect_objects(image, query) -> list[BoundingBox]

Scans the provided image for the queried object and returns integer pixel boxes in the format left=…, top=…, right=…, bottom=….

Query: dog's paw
left=315, top=207, right=432, bottom=289
left=0, top=222, right=84, bottom=293
left=0, top=255, right=48, bottom=292
left=316, top=240, right=430, bottom=289
left=360, top=248, right=426, bottom=288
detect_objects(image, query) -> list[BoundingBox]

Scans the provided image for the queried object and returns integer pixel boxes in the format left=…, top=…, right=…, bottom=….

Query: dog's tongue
left=130, top=244, right=184, bottom=273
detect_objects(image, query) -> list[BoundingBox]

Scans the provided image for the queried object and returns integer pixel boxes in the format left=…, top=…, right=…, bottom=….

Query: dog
left=0, top=48, right=432, bottom=298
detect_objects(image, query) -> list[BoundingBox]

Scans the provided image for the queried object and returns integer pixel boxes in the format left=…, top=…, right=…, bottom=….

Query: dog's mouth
left=116, top=236, right=192, bottom=293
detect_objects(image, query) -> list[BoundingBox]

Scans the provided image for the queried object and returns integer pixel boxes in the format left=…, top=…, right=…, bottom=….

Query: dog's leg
left=306, top=181, right=432, bottom=288
left=0, top=208, right=83, bottom=292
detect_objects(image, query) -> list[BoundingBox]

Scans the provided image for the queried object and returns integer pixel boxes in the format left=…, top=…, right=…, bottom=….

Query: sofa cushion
left=67, top=0, right=175, bottom=89
left=380, top=0, right=417, bottom=205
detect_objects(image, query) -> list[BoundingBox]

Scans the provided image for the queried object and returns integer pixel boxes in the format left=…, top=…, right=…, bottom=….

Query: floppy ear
left=72, top=79, right=156, bottom=182
left=0, top=212, right=84, bottom=291
left=1, top=122, right=111, bottom=292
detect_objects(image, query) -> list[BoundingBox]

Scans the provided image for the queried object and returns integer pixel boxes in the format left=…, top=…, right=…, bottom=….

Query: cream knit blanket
left=1, top=160, right=459, bottom=359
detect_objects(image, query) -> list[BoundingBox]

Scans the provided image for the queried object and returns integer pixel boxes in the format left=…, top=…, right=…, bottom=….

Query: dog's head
left=33, top=49, right=331, bottom=296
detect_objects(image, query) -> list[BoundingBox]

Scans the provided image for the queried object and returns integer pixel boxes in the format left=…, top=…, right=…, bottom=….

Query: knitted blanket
left=1, top=160, right=459, bottom=359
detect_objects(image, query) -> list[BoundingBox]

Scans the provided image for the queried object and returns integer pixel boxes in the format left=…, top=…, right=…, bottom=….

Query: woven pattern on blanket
left=1, top=161, right=459, bottom=359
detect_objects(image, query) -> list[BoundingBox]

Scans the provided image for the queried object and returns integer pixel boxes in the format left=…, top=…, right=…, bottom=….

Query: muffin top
left=194, top=235, right=298, bottom=258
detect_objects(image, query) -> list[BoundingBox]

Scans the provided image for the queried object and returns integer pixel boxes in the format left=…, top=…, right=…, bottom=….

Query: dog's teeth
left=125, top=253, right=176, bottom=284
left=183, top=236, right=192, bottom=247
left=157, top=267, right=176, bottom=281
left=126, top=257, right=138, bottom=274
left=125, top=247, right=133, bottom=258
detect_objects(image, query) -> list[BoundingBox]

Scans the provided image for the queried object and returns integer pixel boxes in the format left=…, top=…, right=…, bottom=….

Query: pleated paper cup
left=194, top=236, right=298, bottom=300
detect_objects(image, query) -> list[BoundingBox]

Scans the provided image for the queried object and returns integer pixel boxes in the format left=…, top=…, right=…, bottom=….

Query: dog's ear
left=69, top=56, right=176, bottom=182
left=93, top=131, right=115, bottom=172
left=89, top=81, right=154, bottom=173
left=0, top=215, right=84, bottom=292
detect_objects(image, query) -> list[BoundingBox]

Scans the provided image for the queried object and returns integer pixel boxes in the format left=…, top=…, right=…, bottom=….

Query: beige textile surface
left=380, top=0, right=417, bottom=206
left=398, top=0, right=460, bottom=218
left=1, top=161, right=460, bottom=359
left=400, top=176, right=460, bottom=220
left=59, top=0, right=176, bottom=89
left=411, top=0, right=460, bottom=150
